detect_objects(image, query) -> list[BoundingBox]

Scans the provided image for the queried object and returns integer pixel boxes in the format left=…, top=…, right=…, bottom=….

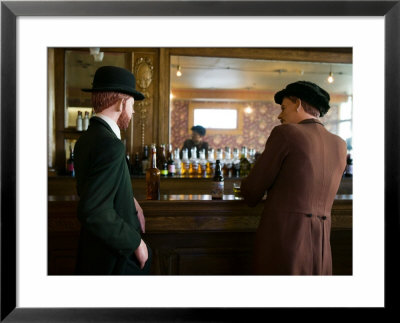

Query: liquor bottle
left=173, top=148, right=182, bottom=176
left=76, top=111, right=83, bottom=131
left=198, top=149, right=208, bottom=178
left=141, top=145, right=149, bottom=175
left=189, top=147, right=199, bottom=177
left=159, top=144, right=168, bottom=177
left=83, top=111, right=90, bottom=131
left=211, top=159, right=224, bottom=199
left=66, top=143, right=75, bottom=177
left=182, top=148, right=190, bottom=176
left=167, top=144, right=176, bottom=176
left=240, top=146, right=251, bottom=177
left=248, top=148, right=256, bottom=168
left=206, top=148, right=216, bottom=178
left=156, top=144, right=163, bottom=169
left=132, top=152, right=142, bottom=176
left=232, top=148, right=241, bottom=178
left=146, top=146, right=160, bottom=200
left=222, top=147, right=232, bottom=178
left=215, top=148, right=224, bottom=169
left=126, top=153, right=132, bottom=175
left=345, top=153, right=353, bottom=177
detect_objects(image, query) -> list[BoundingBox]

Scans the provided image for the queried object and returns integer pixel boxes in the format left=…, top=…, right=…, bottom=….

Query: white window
left=338, top=97, right=353, bottom=150
left=188, top=102, right=244, bottom=135
left=194, top=108, right=237, bottom=129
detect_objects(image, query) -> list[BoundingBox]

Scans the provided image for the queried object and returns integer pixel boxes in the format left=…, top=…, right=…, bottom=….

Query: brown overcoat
left=241, top=119, right=347, bottom=275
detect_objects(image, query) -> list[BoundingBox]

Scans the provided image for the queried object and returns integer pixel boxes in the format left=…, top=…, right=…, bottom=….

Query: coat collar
left=298, top=118, right=324, bottom=126
left=90, top=116, right=120, bottom=139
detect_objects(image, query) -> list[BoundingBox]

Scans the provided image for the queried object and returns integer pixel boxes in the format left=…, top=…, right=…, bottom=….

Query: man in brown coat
left=241, top=81, right=347, bottom=275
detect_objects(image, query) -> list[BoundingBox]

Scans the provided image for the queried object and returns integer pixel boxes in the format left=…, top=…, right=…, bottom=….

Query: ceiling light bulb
left=176, top=65, right=182, bottom=77
left=93, top=52, right=104, bottom=62
left=327, top=72, right=334, bottom=83
left=90, top=47, right=100, bottom=55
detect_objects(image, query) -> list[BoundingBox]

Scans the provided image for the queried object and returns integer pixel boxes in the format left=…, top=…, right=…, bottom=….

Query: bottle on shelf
left=240, top=146, right=251, bottom=177
left=167, top=144, right=176, bottom=176
left=181, top=148, right=190, bottom=177
left=156, top=144, right=163, bottom=169
left=126, top=153, right=132, bottom=174
left=141, top=145, right=149, bottom=175
left=211, top=159, right=224, bottom=199
left=222, top=146, right=232, bottom=178
left=215, top=148, right=224, bottom=170
left=248, top=148, right=256, bottom=168
left=232, top=148, right=241, bottom=178
left=76, top=111, right=83, bottom=131
left=189, top=147, right=199, bottom=177
left=132, top=152, right=142, bottom=176
left=173, top=148, right=182, bottom=177
left=159, top=144, right=168, bottom=177
left=66, top=143, right=75, bottom=177
left=198, top=149, right=208, bottom=178
left=345, top=153, right=353, bottom=177
left=83, top=111, right=90, bottom=131
left=146, top=146, right=160, bottom=200
left=206, top=148, right=216, bottom=178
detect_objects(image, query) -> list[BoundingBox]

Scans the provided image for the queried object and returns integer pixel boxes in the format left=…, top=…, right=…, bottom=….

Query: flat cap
left=274, top=81, right=330, bottom=117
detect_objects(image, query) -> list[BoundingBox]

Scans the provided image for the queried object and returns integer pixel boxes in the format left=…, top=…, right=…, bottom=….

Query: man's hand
left=134, top=239, right=148, bottom=269
left=134, top=197, right=145, bottom=233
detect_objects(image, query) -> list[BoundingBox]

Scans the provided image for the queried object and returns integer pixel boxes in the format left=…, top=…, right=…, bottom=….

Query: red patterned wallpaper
left=170, top=99, right=340, bottom=154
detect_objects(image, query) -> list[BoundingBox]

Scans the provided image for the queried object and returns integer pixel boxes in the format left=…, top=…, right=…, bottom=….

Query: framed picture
left=2, top=1, right=398, bottom=321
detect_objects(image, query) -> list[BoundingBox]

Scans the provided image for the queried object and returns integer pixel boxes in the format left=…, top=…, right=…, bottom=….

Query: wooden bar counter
left=48, top=194, right=352, bottom=276
left=48, top=176, right=352, bottom=196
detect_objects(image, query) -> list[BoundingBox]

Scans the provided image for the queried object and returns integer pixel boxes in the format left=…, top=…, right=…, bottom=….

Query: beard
left=117, top=110, right=132, bottom=130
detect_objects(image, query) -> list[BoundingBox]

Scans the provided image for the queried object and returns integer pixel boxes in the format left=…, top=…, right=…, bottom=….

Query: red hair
left=92, top=91, right=131, bottom=113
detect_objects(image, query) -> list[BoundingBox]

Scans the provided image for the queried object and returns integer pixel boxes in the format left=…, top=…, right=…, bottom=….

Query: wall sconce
left=244, top=105, right=253, bottom=114
left=90, top=48, right=104, bottom=62
left=176, top=65, right=182, bottom=77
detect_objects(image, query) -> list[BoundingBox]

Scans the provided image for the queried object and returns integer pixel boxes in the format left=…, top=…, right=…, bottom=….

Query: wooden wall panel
left=48, top=197, right=352, bottom=275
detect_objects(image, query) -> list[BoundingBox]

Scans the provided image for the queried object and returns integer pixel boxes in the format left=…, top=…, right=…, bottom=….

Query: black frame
left=1, top=1, right=399, bottom=321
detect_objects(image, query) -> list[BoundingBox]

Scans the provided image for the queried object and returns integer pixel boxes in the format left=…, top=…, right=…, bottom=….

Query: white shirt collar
left=96, top=114, right=121, bottom=139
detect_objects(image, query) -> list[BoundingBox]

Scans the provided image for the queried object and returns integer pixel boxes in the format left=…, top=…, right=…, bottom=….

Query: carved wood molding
left=134, top=56, right=154, bottom=148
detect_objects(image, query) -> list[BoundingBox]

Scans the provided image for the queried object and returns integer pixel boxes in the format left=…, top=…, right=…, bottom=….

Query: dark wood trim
left=166, top=47, right=353, bottom=64
left=54, top=48, right=66, bottom=174
left=159, top=48, right=170, bottom=144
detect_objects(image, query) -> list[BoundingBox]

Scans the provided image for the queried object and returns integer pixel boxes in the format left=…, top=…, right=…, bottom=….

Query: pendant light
left=176, top=65, right=182, bottom=77
left=327, top=66, right=334, bottom=83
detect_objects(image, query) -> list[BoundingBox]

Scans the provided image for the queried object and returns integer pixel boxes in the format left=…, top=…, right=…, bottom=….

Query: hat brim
left=82, top=87, right=145, bottom=101
left=274, top=89, right=287, bottom=105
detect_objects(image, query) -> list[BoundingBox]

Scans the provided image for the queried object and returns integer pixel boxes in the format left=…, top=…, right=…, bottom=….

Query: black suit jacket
left=74, top=117, right=150, bottom=274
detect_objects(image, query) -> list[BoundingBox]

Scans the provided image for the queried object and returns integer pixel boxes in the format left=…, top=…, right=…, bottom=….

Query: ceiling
left=65, top=49, right=352, bottom=99
left=170, top=55, right=352, bottom=96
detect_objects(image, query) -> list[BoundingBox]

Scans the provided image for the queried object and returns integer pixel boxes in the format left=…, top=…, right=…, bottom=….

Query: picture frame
left=1, top=0, right=399, bottom=321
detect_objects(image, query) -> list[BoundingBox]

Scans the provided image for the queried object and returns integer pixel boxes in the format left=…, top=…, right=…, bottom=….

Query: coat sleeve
left=241, top=125, right=289, bottom=207
left=77, top=138, right=141, bottom=257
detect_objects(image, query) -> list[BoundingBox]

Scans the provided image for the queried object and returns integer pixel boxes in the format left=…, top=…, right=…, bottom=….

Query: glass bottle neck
left=152, top=151, right=157, bottom=168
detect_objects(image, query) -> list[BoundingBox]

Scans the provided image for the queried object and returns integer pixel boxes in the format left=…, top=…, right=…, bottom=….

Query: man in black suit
left=74, top=66, right=151, bottom=275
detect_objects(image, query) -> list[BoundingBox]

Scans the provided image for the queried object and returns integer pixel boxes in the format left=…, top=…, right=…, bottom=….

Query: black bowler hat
left=82, top=66, right=145, bottom=100
left=274, top=81, right=330, bottom=117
